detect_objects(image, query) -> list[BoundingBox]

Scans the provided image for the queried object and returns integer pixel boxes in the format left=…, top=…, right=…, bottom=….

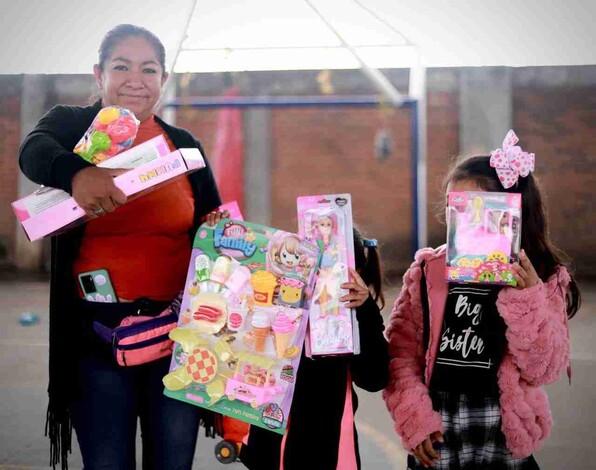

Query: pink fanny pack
left=93, top=309, right=178, bottom=366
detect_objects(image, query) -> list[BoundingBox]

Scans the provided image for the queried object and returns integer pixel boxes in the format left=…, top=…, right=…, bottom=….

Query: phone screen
left=80, top=274, right=97, bottom=294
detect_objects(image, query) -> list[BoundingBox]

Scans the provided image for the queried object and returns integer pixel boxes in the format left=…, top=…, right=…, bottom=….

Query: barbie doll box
left=163, top=220, right=320, bottom=434
left=297, top=194, right=360, bottom=356
left=446, top=191, right=521, bottom=286
left=12, top=138, right=205, bottom=241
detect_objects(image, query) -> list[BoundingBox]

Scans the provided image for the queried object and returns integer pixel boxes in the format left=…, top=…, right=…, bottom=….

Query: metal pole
left=164, top=95, right=416, bottom=109
left=159, top=0, right=199, bottom=125
left=303, top=0, right=403, bottom=107
left=410, top=101, right=419, bottom=257
left=409, top=62, right=427, bottom=250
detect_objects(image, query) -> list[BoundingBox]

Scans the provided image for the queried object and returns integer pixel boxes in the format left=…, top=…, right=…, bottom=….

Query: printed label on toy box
left=21, top=188, right=71, bottom=217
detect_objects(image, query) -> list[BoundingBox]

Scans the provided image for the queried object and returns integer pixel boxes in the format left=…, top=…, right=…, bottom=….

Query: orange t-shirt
left=73, top=116, right=195, bottom=301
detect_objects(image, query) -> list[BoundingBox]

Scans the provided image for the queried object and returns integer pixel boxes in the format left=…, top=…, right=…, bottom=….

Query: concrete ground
left=0, top=276, right=594, bottom=469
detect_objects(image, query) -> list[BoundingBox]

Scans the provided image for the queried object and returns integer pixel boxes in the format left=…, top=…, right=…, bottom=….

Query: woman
left=19, top=24, right=226, bottom=470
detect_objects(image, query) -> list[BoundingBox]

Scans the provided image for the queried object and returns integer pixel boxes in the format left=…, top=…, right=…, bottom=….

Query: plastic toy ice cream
left=251, top=310, right=271, bottom=353
left=210, top=255, right=234, bottom=292
left=271, top=312, right=295, bottom=358
left=221, top=265, right=251, bottom=304
left=195, top=254, right=212, bottom=282
left=250, top=271, right=278, bottom=306
left=186, top=254, right=211, bottom=297
left=74, top=106, right=139, bottom=164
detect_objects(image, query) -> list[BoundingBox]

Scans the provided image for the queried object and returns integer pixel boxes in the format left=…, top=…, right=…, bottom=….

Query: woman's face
left=93, top=36, right=168, bottom=122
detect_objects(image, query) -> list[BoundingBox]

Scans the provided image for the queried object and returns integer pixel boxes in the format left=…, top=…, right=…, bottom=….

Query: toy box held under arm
left=163, top=220, right=320, bottom=434
left=12, top=138, right=204, bottom=241
left=297, top=194, right=360, bottom=356
left=446, top=191, right=522, bottom=286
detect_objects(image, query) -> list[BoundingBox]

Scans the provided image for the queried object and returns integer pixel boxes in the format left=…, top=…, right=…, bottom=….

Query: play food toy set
left=163, top=219, right=320, bottom=434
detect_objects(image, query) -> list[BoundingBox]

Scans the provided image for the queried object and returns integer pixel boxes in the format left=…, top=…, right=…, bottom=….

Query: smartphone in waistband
left=78, top=269, right=118, bottom=303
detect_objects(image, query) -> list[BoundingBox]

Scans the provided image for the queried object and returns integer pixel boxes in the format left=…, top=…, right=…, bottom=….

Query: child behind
left=383, top=131, right=581, bottom=469
left=240, top=226, right=390, bottom=470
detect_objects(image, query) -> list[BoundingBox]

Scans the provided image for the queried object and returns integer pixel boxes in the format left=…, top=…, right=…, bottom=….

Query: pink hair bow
left=490, top=130, right=535, bottom=189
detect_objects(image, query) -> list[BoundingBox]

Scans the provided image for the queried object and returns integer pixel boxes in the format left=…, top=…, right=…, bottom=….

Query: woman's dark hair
left=97, top=24, right=166, bottom=71
left=353, top=226, right=385, bottom=309
left=444, top=155, right=581, bottom=318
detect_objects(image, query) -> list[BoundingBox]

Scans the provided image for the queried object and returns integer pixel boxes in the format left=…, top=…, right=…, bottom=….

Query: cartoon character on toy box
left=446, top=191, right=521, bottom=286
left=297, top=194, right=360, bottom=356
left=163, top=219, right=320, bottom=434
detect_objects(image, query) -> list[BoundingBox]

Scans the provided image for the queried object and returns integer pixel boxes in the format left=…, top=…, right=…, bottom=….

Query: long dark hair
left=353, top=226, right=385, bottom=309
left=445, top=155, right=581, bottom=318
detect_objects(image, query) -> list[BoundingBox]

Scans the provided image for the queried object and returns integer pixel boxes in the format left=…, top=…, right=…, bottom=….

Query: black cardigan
left=240, top=296, right=389, bottom=470
left=18, top=101, right=222, bottom=469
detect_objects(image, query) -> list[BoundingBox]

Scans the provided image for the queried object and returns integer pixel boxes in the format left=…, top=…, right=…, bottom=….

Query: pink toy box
left=446, top=191, right=522, bottom=286
left=297, top=194, right=360, bottom=356
left=12, top=137, right=205, bottom=241
left=163, top=220, right=320, bottom=434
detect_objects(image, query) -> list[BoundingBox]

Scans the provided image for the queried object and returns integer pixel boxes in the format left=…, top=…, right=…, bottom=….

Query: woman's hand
left=71, top=167, right=127, bottom=218
left=339, top=267, right=370, bottom=308
left=414, top=431, right=444, bottom=468
left=512, top=249, right=540, bottom=289
left=205, top=209, right=230, bottom=226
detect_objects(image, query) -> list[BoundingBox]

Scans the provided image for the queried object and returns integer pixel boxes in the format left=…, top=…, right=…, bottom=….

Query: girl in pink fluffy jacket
left=383, top=134, right=581, bottom=469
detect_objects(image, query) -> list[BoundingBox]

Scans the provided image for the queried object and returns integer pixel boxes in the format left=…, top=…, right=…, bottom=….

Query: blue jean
left=71, top=354, right=201, bottom=470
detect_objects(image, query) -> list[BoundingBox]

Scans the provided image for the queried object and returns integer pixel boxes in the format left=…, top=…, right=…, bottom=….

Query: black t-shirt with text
left=430, top=283, right=506, bottom=396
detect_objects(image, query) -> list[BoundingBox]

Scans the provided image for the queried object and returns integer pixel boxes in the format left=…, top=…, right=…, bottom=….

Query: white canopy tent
left=1, top=0, right=594, bottom=74
left=3, top=0, right=595, bottom=250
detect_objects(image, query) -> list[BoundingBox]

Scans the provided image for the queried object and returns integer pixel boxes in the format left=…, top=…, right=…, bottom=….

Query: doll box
left=163, top=220, right=321, bottom=434
left=12, top=143, right=205, bottom=242
left=446, top=191, right=522, bottom=286
left=297, top=194, right=360, bottom=356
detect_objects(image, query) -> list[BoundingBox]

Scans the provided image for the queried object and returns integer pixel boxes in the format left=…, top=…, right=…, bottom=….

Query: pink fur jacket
left=382, top=246, right=571, bottom=458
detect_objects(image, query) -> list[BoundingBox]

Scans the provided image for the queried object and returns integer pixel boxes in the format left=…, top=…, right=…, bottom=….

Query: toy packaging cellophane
left=163, top=219, right=320, bottom=434
left=446, top=191, right=522, bottom=286
left=297, top=194, right=360, bottom=356
left=74, top=106, right=139, bottom=164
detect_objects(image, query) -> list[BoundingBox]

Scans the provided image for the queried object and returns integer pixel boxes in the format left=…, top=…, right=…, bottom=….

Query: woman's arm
left=382, top=260, right=443, bottom=451
left=497, top=266, right=571, bottom=386
left=19, top=105, right=94, bottom=193
left=350, top=295, right=389, bottom=392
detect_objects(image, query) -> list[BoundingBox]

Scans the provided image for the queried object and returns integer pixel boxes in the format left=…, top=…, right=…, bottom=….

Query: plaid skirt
left=406, top=391, right=540, bottom=469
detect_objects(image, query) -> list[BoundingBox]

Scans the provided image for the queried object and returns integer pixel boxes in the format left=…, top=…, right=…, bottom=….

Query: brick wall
left=512, top=68, right=596, bottom=276
left=270, top=105, right=412, bottom=273
left=3, top=67, right=595, bottom=278
left=0, top=76, right=22, bottom=265
left=176, top=69, right=459, bottom=275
